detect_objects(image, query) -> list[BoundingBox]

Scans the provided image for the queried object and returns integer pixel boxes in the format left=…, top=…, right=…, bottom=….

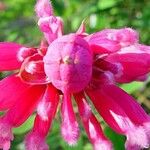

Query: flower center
left=62, top=56, right=74, bottom=64
left=44, top=34, right=93, bottom=93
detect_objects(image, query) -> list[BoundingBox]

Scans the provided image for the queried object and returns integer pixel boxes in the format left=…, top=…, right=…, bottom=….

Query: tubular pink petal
left=25, top=85, right=59, bottom=150
left=35, top=84, right=59, bottom=136
left=38, top=16, right=63, bottom=44
left=0, top=118, right=13, bottom=150
left=25, top=132, right=49, bottom=150
left=0, top=42, right=24, bottom=71
left=88, top=38, right=121, bottom=54
left=74, top=93, right=113, bottom=150
left=19, top=54, right=50, bottom=85
left=61, top=93, right=79, bottom=145
left=0, top=74, right=30, bottom=111
left=86, top=28, right=138, bottom=54
left=86, top=88, right=150, bottom=149
left=110, top=111, right=149, bottom=149
left=35, top=0, right=53, bottom=17
left=106, top=44, right=150, bottom=82
left=101, top=85, right=150, bottom=145
left=86, top=28, right=138, bottom=43
left=100, top=85, right=150, bottom=124
left=104, top=28, right=139, bottom=46
left=4, top=85, right=46, bottom=127
left=86, top=88, right=126, bottom=130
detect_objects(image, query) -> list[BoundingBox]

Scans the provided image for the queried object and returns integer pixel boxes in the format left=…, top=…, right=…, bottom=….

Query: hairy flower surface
left=0, top=0, right=150, bottom=150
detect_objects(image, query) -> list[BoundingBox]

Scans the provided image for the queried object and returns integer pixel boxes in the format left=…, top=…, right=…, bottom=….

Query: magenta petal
left=86, top=88, right=150, bottom=149
left=0, top=42, right=24, bottom=71
left=38, top=16, right=63, bottom=44
left=86, top=28, right=138, bottom=54
left=25, top=132, right=49, bottom=150
left=4, top=85, right=46, bottom=127
left=100, top=85, right=150, bottom=124
left=35, top=84, right=59, bottom=136
left=25, top=85, right=59, bottom=150
left=19, top=54, right=50, bottom=85
left=0, top=74, right=30, bottom=111
left=74, top=93, right=113, bottom=150
left=61, top=93, right=79, bottom=145
left=106, top=44, right=150, bottom=82
left=88, top=38, right=121, bottom=54
left=86, top=88, right=138, bottom=132
left=0, top=118, right=13, bottom=150
left=85, top=28, right=139, bottom=55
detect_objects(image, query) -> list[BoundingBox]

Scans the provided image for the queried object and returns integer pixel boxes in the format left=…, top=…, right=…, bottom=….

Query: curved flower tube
left=0, top=0, right=150, bottom=150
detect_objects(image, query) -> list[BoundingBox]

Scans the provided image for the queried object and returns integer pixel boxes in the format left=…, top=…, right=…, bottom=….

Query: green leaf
left=104, top=126, right=125, bottom=150
left=98, top=0, right=118, bottom=10
left=13, top=115, right=35, bottom=134
left=120, top=82, right=144, bottom=94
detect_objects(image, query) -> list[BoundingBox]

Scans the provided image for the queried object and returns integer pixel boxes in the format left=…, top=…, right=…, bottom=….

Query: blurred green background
left=0, top=0, right=150, bottom=150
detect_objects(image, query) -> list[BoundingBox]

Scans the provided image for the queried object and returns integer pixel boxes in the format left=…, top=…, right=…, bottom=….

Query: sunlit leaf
left=120, top=82, right=144, bottom=94
left=13, top=115, right=35, bottom=134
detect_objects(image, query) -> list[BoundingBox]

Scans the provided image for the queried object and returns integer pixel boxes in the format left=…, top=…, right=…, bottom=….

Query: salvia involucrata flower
left=0, top=0, right=150, bottom=150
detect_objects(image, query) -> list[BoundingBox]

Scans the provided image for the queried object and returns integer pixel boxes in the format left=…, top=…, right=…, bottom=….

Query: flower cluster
left=0, top=0, right=150, bottom=150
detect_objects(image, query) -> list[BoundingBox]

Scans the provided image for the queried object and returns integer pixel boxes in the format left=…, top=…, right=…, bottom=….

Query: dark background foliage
left=0, top=0, right=150, bottom=149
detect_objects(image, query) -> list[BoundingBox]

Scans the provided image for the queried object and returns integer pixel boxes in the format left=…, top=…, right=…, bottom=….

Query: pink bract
left=0, top=0, right=150, bottom=150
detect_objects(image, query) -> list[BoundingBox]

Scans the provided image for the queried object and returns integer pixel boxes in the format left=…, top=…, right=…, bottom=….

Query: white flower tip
left=61, top=121, right=80, bottom=146
left=126, top=126, right=149, bottom=150
left=25, top=132, right=49, bottom=150
left=94, top=140, right=113, bottom=150
left=37, top=101, right=51, bottom=121
left=35, top=0, right=53, bottom=18
left=0, top=121, right=13, bottom=150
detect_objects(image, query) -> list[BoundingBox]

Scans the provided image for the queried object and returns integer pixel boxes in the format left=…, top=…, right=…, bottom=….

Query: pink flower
left=0, top=0, right=150, bottom=150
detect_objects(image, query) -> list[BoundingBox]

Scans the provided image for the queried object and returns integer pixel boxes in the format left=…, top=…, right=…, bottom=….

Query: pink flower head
left=0, top=0, right=150, bottom=150
left=44, top=33, right=92, bottom=93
